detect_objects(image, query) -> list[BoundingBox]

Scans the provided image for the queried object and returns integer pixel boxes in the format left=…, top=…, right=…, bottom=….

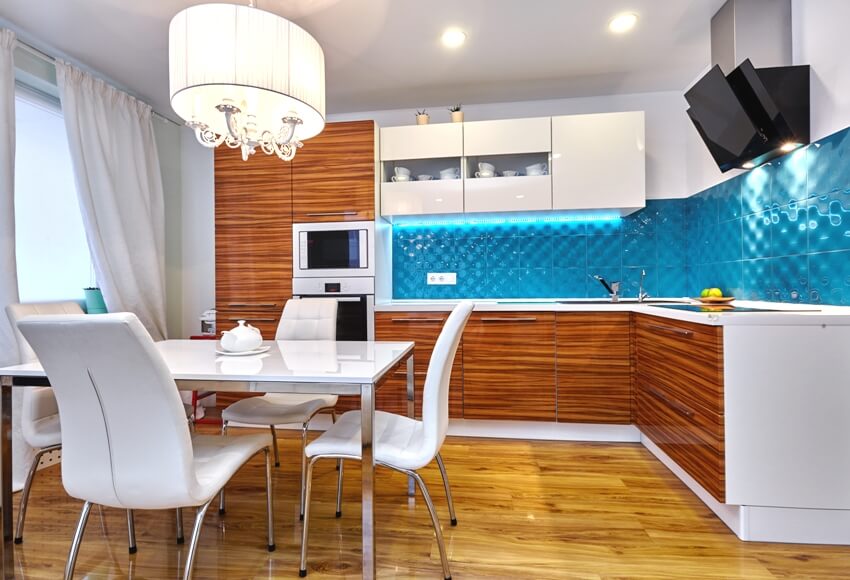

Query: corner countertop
left=375, top=298, right=850, bottom=326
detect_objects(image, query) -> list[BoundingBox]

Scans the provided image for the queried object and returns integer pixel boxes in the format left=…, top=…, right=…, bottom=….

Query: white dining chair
left=220, top=298, right=338, bottom=519
left=299, top=301, right=473, bottom=580
left=6, top=301, right=81, bottom=546
left=17, top=313, right=275, bottom=580
left=6, top=302, right=194, bottom=553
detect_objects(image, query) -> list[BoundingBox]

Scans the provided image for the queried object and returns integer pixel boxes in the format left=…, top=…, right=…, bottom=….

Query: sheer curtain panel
left=56, top=62, right=167, bottom=340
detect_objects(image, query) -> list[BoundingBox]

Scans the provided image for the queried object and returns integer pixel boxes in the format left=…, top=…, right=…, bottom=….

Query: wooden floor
left=11, top=428, right=850, bottom=579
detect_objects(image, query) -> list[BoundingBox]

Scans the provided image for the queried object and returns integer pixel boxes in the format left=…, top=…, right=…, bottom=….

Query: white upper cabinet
left=463, top=117, right=551, bottom=156
left=380, top=123, right=463, bottom=160
left=551, top=111, right=645, bottom=211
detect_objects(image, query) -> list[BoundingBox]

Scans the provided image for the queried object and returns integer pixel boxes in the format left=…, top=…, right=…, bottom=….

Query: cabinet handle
left=647, top=387, right=695, bottom=419
left=393, top=369, right=427, bottom=377
left=225, top=303, right=278, bottom=309
left=480, top=317, right=538, bottom=323
left=390, top=318, right=445, bottom=323
left=646, top=323, right=693, bottom=338
left=305, top=211, right=358, bottom=217
left=225, top=317, right=276, bottom=323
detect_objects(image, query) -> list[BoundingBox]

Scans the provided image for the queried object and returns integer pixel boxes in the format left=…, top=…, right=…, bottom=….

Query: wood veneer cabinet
left=292, top=120, right=376, bottom=223
left=214, top=146, right=293, bottom=407
left=374, top=312, right=464, bottom=418
left=462, top=312, right=556, bottom=421
left=556, top=312, right=632, bottom=424
left=214, top=146, right=293, bottom=339
left=634, top=313, right=725, bottom=501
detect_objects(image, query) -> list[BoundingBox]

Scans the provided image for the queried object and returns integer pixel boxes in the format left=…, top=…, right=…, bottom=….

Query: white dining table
left=0, top=339, right=416, bottom=580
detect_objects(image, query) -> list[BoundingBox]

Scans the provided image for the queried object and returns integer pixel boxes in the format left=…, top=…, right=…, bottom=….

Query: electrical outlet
left=427, top=272, right=457, bottom=285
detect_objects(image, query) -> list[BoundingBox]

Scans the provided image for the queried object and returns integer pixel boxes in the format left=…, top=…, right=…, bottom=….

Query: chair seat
left=222, top=393, right=338, bottom=425
left=191, top=433, right=271, bottom=502
left=305, top=411, right=428, bottom=471
left=24, top=413, right=61, bottom=449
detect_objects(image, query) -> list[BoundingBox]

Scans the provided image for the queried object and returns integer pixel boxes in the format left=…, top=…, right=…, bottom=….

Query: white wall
left=330, top=90, right=689, bottom=200
left=179, top=128, right=215, bottom=338
left=153, top=117, right=183, bottom=338
left=792, top=0, right=850, bottom=141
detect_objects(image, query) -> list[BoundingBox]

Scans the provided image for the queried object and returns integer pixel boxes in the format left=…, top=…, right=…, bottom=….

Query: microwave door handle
left=333, top=297, right=363, bottom=302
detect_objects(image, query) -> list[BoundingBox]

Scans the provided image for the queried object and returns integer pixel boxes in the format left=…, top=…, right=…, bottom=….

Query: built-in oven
left=292, top=277, right=375, bottom=340
left=293, top=221, right=375, bottom=278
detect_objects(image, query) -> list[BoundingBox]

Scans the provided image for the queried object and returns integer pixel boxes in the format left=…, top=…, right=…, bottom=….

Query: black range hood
left=685, top=59, right=810, bottom=172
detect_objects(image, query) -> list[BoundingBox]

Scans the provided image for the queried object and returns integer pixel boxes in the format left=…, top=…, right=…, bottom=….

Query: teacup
left=440, top=168, right=459, bottom=179
left=478, top=162, right=495, bottom=173
left=526, top=163, right=547, bottom=176
left=394, top=166, right=411, bottom=177
left=417, top=174, right=433, bottom=181
left=502, top=170, right=519, bottom=177
left=391, top=174, right=411, bottom=182
left=474, top=171, right=495, bottom=178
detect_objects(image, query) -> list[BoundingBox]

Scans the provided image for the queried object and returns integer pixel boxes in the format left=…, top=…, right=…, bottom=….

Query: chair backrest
left=6, top=302, right=85, bottom=445
left=275, top=298, right=338, bottom=341
left=17, top=313, right=199, bottom=509
left=419, top=301, right=473, bottom=460
left=6, top=301, right=84, bottom=363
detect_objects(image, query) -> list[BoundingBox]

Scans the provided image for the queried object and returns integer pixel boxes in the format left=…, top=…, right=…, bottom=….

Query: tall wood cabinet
left=462, top=312, right=556, bottom=421
left=215, top=146, right=293, bottom=339
left=292, top=120, right=376, bottom=223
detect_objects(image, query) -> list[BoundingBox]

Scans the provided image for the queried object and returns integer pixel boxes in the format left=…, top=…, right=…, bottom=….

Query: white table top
left=0, top=340, right=415, bottom=390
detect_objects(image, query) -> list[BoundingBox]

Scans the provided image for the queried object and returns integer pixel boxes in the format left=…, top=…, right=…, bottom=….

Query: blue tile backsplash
left=392, top=126, right=850, bottom=305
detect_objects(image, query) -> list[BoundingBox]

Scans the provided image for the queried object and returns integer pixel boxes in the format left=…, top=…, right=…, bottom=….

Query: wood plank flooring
left=11, top=429, right=850, bottom=579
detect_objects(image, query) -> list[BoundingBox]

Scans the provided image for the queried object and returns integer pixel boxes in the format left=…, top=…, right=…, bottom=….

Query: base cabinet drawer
left=637, top=377, right=725, bottom=502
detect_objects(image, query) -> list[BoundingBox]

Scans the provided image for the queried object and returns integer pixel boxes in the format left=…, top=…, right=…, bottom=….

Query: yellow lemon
left=708, top=288, right=723, bottom=298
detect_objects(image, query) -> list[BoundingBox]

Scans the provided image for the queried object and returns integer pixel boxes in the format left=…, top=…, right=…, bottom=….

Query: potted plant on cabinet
left=415, top=109, right=430, bottom=125
left=449, top=104, right=463, bottom=123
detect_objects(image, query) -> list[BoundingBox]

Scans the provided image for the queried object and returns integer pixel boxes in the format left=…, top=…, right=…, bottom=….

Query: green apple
left=700, top=288, right=710, bottom=297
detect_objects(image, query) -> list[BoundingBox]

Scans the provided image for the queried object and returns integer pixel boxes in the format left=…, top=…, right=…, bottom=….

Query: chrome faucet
left=637, top=269, right=650, bottom=303
left=591, top=274, right=621, bottom=303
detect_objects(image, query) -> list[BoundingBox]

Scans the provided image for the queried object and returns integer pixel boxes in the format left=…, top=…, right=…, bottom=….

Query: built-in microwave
left=293, top=221, right=375, bottom=278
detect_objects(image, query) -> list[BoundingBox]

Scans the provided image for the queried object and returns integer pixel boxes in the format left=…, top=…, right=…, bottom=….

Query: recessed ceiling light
left=780, top=142, right=801, bottom=152
left=741, top=161, right=756, bottom=169
left=608, top=12, right=638, bottom=34
left=441, top=28, right=467, bottom=49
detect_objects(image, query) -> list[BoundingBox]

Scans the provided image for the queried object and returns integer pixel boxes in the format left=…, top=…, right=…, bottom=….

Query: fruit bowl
left=696, top=296, right=735, bottom=304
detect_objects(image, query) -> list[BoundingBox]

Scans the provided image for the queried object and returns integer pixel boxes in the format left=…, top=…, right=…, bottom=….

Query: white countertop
left=376, top=298, right=850, bottom=326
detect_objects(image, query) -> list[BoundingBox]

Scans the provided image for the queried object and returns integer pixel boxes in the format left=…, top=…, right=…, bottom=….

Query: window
left=14, top=87, right=93, bottom=302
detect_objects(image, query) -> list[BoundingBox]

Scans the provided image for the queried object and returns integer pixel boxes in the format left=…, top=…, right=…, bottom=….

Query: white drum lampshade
left=169, top=3, right=325, bottom=160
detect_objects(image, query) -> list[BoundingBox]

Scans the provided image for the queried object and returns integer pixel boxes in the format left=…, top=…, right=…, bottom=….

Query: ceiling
left=0, top=0, right=725, bottom=119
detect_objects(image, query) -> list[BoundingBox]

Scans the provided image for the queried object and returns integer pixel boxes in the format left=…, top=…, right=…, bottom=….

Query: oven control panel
left=292, top=277, right=375, bottom=296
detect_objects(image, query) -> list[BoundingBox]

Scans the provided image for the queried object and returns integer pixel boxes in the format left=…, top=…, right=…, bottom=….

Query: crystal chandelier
left=168, top=2, right=326, bottom=162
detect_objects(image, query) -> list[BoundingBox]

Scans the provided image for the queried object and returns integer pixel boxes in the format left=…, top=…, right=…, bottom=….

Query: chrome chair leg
left=409, top=470, right=452, bottom=580
left=435, top=453, right=458, bottom=526
left=332, top=412, right=340, bottom=471
left=15, top=445, right=56, bottom=543
left=335, top=460, right=344, bottom=518
left=219, top=421, right=228, bottom=514
left=176, top=507, right=185, bottom=544
left=264, top=448, right=275, bottom=551
left=299, top=456, right=318, bottom=577
left=270, top=425, right=280, bottom=467
left=65, top=500, right=93, bottom=580
left=183, top=499, right=213, bottom=580
left=127, top=509, right=137, bottom=554
left=299, top=421, right=309, bottom=521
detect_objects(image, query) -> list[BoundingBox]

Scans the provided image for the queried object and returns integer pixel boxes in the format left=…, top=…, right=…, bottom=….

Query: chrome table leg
left=361, top=381, right=376, bottom=580
left=2, top=377, right=13, bottom=580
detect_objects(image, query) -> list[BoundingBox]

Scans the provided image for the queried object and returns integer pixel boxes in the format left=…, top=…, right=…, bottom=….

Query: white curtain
left=56, top=62, right=167, bottom=340
left=1, top=28, right=37, bottom=493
